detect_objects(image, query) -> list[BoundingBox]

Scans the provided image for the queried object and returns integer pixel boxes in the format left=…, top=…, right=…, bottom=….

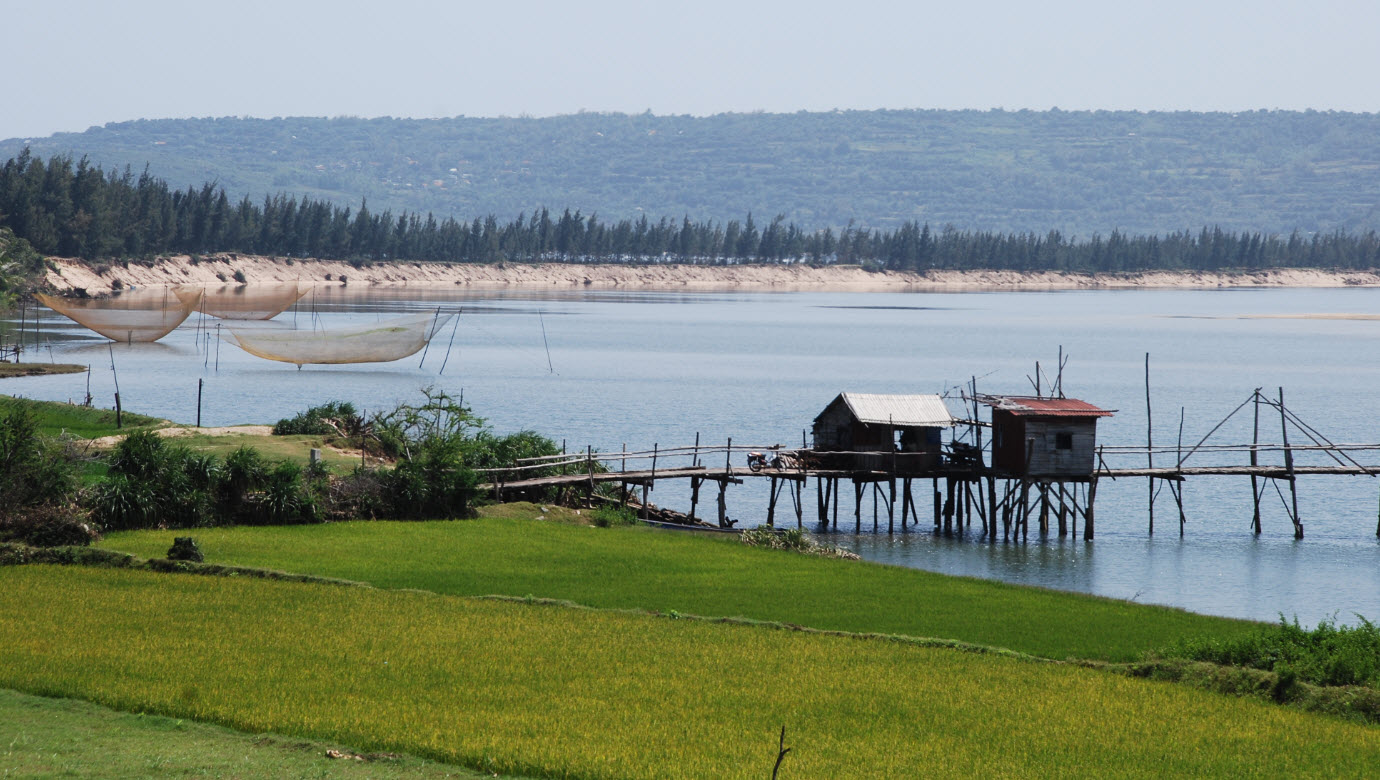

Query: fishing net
left=224, top=312, right=453, bottom=366
left=175, top=283, right=309, bottom=320
left=36, top=289, right=203, bottom=343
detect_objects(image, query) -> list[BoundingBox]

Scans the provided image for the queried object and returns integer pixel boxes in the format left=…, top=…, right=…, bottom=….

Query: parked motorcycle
left=747, top=450, right=797, bottom=472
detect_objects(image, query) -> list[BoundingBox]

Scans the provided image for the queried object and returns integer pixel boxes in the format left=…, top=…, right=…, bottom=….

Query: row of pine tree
left=2, top=150, right=1379, bottom=272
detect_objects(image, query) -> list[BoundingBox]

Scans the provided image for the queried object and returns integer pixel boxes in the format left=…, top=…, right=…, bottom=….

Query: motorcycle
left=747, top=450, right=797, bottom=472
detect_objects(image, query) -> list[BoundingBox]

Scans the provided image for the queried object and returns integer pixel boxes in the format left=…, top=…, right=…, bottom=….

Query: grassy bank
left=2, top=565, right=1376, bottom=779
left=99, top=512, right=1259, bottom=661
left=0, top=363, right=87, bottom=379
left=0, top=394, right=165, bottom=438
left=0, top=687, right=489, bottom=778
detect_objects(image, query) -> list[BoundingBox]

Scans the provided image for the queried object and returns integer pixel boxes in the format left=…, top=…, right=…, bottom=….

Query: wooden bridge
left=478, top=386, right=1380, bottom=541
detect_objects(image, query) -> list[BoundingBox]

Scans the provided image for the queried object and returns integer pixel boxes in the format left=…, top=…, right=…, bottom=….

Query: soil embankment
left=41, top=254, right=1380, bottom=294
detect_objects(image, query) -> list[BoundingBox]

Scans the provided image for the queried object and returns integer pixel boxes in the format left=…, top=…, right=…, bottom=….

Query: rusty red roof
left=980, top=395, right=1115, bottom=418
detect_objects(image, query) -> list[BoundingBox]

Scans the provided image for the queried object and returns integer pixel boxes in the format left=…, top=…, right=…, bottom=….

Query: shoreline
left=40, top=254, right=1380, bottom=294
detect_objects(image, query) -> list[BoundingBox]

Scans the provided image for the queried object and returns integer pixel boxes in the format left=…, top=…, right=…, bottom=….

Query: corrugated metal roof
left=837, top=393, right=956, bottom=427
left=981, top=395, right=1115, bottom=417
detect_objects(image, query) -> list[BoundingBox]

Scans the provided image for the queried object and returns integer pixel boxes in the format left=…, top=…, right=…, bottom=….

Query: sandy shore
left=40, top=254, right=1380, bottom=294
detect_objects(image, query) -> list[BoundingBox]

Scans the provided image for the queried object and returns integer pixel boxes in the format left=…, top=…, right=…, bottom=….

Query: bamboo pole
left=1280, top=387, right=1302, bottom=539
left=1251, top=390, right=1262, bottom=535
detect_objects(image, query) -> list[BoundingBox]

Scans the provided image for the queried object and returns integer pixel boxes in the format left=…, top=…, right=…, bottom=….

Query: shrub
left=232, top=269, right=247, bottom=284
left=590, top=506, right=639, bottom=527
left=740, top=526, right=861, bottom=560
left=92, top=430, right=219, bottom=530
left=0, top=506, right=97, bottom=547
left=1165, top=615, right=1380, bottom=689
left=167, top=537, right=204, bottom=562
left=220, top=446, right=267, bottom=509
left=273, top=401, right=361, bottom=437
left=255, top=461, right=319, bottom=525
left=0, top=405, right=77, bottom=514
left=88, top=473, right=157, bottom=530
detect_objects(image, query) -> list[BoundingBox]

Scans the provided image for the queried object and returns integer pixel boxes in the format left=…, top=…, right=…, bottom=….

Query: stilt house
left=980, top=396, right=1114, bottom=477
left=811, top=393, right=955, bottom=472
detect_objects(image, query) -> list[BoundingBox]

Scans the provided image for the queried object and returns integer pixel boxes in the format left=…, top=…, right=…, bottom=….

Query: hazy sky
left=5, top=0, right=1378, bottom=140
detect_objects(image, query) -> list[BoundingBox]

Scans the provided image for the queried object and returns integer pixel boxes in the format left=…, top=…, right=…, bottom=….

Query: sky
left=4, top=0, right=1379, bottom=141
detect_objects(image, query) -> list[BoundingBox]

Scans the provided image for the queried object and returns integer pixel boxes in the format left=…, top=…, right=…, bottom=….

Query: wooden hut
left=981, top=396, right=1114, bottom=477
left=811, top=393, right=954, bottom=472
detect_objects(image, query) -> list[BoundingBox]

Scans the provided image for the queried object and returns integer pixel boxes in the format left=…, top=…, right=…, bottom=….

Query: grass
left=3, top=565, right=1378, bottom=779
left=0, top=362, right=87, bottom=379
left=0, top=687, right=493, bottom=778
left=171, top=431, right=365, bottom=471
left=0, top=394, right=165, bottom=439
left=99, top=509, right=1261, bottom=661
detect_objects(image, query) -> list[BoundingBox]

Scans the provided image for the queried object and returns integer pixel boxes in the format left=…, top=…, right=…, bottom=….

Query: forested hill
left=3, top=109, right=1378, bottom=236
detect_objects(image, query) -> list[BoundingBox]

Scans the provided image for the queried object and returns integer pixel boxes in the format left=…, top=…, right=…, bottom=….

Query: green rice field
left=2, top=565, right=1377, bottom=779
left=100, top=512, right=1259, bottom=661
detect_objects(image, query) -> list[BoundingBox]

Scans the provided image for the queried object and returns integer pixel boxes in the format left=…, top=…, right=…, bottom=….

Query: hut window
left=1055, top=432, right=1073, bottom=450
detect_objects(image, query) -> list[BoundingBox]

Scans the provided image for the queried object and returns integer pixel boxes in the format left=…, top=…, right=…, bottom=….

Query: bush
left=0, top=506, right=97, bottom=547
left=167, top=537, right=204, bottom=562
left=255, top=461, right=319, bottom=525
left=220, top=445, right=267, bottom=509
left=0, top=405, right=77, bottom=514
left=232, top=269, right=247, bottom=283
left=1166, top=615, right=1380, bottom=689
left=590, top=506, right=639, bottom=527
left=90, top=430, right=219, bottom=530
left=273, top=401, right=361, bottom=437
left=740, top=527, right=860, bottom=560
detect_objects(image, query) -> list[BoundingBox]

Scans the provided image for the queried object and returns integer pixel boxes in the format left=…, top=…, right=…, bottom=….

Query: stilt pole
left=1280, top=387, right=1303, bottom=539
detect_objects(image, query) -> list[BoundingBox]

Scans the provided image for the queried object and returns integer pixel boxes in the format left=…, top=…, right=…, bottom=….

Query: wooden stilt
left=854, top=480, right=864, bottom=533
left=1057, top=482, right=1067, bottom=538
left=793, top=479, right=803, bottom=529
left=888, top=478, right=896, bottom=534
left=872, top=482, right=879, bottom=532
left=1085, top=477, right=1097, bottom=540
left=1038, top=483, right=1050, bottom=535
left=901, top=478, right=911, bottom=530
left=1280, top=387, right=1302, bottom=539
left=832, top=477, right=840, bottom=531
left=767, top=476, right=779, bottom=528
left=688, top=477, right=701, bottom=522
left=1146, top=353, right=1155, bottom=536
left=987, top=476, right=999, bottom=542
left=1174, top=480, right=1186, bottom=537
left=1250, top=390, right=1262, bottom=534
left=933, top=478, right=941, bottom=530
left=716, top=480, right=728, bottom=528
left=943, top=479, right=955, bottom=532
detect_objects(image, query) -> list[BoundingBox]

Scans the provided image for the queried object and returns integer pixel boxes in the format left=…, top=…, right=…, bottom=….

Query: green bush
left=90, top=430, right=220, bottom=530
left=220, top=446, right=267, bottom=509
left=0, top=506, right=97, bottom=547
left=272, top=401, right=361, bottom=437
left=0, top=405, right=77, bottom=513
left=590, top=506, right=639, bottom=527
left=1166, top=615, right=1380, bottom=689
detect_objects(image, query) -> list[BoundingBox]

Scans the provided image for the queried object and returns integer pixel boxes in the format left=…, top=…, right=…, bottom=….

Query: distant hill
left=4, top=109, right=1378, bottom=236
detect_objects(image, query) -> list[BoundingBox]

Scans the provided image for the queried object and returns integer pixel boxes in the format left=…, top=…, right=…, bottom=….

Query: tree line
left=2, top=149, right=1379, bottom=273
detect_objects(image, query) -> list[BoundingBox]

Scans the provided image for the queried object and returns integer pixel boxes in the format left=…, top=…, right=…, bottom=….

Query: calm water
left=7, top=285, right=1380, bottom=624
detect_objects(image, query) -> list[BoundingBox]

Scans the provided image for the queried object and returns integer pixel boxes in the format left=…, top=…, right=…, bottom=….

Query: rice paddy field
left=2, top=564, right=1379, bottom=778
left=99, top=512, right=1259, bottom=661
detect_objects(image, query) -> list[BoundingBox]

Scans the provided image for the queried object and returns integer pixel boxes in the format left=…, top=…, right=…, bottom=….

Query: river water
left=6, top=284, right=1380, bottom=625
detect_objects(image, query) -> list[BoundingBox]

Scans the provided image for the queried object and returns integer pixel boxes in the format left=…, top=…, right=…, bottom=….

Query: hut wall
left=991, top=411, right=1098, bottom=476
left=811, top=400, right=853, bottom=450
left=1023, top=419, right=1098, bottom=476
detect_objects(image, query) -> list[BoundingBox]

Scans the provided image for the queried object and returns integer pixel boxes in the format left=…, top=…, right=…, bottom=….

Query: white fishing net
left=174, top=283, right=308, bottom=320
left=224, top=312, right=453, bottom=366
left=37, top=289, right=203, bottom=343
